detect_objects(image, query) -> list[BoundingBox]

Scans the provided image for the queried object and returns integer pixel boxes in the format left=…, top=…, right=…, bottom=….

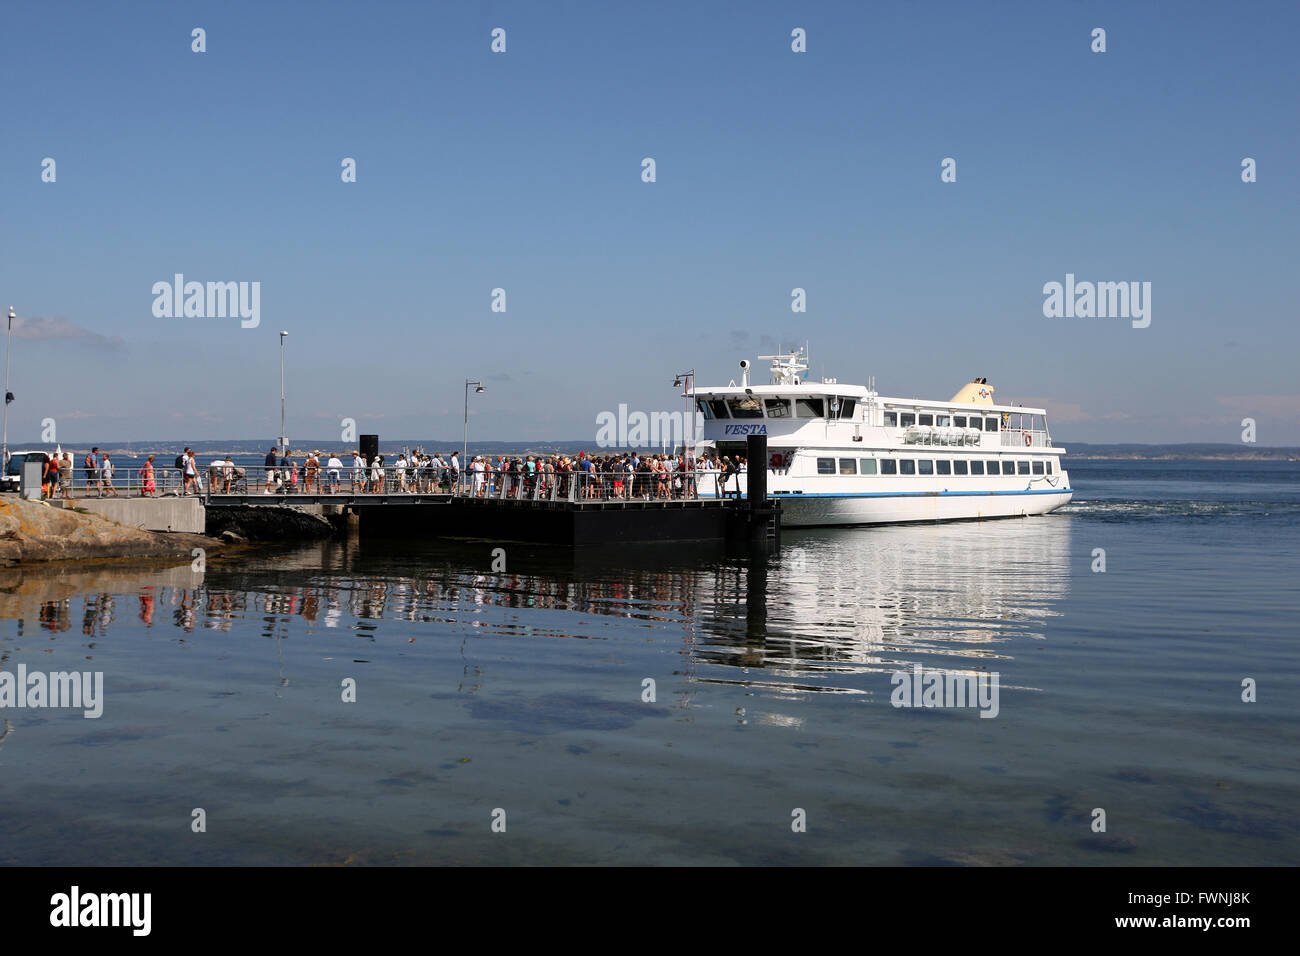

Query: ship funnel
left=950, top=380, right=995, bottom=405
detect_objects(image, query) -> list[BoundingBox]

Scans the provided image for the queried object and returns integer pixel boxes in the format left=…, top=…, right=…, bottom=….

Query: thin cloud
left=1216, top=394, right=1300, bottom=417
left=1018, top=399, right=1130, bottom=424
left=12, top=316, right=124, bottom=349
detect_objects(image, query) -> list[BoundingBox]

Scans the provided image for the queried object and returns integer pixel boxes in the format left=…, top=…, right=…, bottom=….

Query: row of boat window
left=816, top=457, right=1055, bottom=476
left=884, top=411, right=999, bottom=431
left=699, top=397, right=856, bottom=420
left=698, top=399, right=1002, bottom=429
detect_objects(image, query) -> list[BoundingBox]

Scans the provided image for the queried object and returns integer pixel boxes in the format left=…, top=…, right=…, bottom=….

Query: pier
left=50, top=436, right=782, bottom=550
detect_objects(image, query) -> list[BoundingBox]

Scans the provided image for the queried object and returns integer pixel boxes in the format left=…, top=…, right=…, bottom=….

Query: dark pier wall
left=358, top=499, right=738, bottom=545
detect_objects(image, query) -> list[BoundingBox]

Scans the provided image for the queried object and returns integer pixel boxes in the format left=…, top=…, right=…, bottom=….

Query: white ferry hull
left=773, top=488, right=1073, bottom=527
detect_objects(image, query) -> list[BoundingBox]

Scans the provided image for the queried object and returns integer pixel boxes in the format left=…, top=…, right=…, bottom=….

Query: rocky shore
left=0, top=496, right=222, bottom=567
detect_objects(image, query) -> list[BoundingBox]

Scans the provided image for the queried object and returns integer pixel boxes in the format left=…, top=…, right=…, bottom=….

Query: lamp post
left=671, top=369, right=695, bottom=459
left=463, top=379, right=484, bottom=492
left=3, top=306, right=14, bottom=471
left=278, top=330, right=288, bottom=453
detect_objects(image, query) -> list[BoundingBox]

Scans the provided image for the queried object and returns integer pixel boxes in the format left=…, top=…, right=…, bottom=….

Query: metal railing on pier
left=120, top=464, right=745, bottom=503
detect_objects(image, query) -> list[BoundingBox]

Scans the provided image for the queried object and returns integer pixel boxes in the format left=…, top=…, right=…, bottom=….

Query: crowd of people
left=250, top=448, right=750, bottom=500
left=22, top=446, right=753, bottom=500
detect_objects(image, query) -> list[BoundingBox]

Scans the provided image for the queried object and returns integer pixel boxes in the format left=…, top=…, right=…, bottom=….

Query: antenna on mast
left=757, top=345, right=809, bottom=386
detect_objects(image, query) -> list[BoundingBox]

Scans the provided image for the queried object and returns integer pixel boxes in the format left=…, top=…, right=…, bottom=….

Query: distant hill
left=14, top=439, right=640, bottom=458
left=1059, top=442, right=1299, bottom=460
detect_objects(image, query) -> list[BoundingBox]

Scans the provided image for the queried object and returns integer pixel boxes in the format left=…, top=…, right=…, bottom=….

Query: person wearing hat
left=352, top=450, right=366, bottom=493
left=304, top=451, right=320, bottom=493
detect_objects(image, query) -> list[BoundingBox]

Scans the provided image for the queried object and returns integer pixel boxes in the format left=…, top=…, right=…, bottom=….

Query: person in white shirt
left=352, top=452, right=366, bottom=493
left=325, top=454, right=343, bottom=494
left=183, top=449, right=199, bottom=495
left=209, top=457, right=230, bottom=493
left=396, top=454, right=408, bottom=492
left=472, top=456, right=485, bottom=497
left=449, top=453, right=461, bottom=494
left=100, top=453, right=118, bottom=496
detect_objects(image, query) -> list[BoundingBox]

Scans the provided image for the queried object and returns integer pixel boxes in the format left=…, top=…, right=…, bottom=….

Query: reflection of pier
left=0, top=510, right=1071, bottom=698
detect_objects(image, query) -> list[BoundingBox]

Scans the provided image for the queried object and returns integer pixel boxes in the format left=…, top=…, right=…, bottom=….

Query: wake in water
left=1061, top=498, right=1300, bottom=521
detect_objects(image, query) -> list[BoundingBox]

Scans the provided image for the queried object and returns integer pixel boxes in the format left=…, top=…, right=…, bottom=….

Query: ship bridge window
left=883, top=411, right=898, bottom=427
left=705, top=399, right=729, bottom=419
left=816, top=457, right=835, bottom=475
left=1047, top=460, right=1054, bottom=474
left=985, top=417, right=999, bottom=432
left=1032, top=460, right=1044, bottom=475
left=936, top=414, right=951, bottom=427
left=899, top=412, right=916, bottom=427
left=764, top=398, right=791, bottom=418
left=954, top=415, right=967, bottom=427
left=727, top=396, right=764, bottom=419
left=860, top=459, right=877, bottom=475
left=919, top=413, right=934, bottom=426
left=795, top=397, right=825, bottom=418
left=832, top=398, right=856, bottom=419
left=697, top=399, right=716, bottom=420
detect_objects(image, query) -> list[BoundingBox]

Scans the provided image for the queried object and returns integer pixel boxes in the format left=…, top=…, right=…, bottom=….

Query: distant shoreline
left=10, top=441, right=1299, bottom=463
left=1066, top=455, right=1298, bottom=461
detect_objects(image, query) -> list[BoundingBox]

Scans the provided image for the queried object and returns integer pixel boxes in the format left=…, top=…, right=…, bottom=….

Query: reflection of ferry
left=692, top=517, right=1073, bottom=686
left=694, top=348, right=1073, bottom=527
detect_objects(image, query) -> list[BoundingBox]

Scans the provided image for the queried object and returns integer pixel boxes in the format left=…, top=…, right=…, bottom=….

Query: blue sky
left=3, top=0, right=1297, bottom=445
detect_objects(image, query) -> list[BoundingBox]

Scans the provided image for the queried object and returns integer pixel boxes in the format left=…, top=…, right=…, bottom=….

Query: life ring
left=769, top=452, right=784, bottom=469
left=1024, top=433, right=1032, bottom=446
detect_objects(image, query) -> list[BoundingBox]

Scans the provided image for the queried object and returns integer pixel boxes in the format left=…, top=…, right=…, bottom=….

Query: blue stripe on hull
left=769, top=488, right=1073, bottom=499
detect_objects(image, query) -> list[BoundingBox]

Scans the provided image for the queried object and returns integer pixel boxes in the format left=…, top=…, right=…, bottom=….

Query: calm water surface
left=1, top=460, right=1296, bottom=865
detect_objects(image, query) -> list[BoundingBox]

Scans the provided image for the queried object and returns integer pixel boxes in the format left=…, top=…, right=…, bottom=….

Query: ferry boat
left=692, top=348, right=1072, bottom=527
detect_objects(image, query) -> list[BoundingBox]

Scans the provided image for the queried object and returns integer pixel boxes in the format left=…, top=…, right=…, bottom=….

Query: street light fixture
left=463, top=379, right=485, bottom=491
left=279, top=330, right=288, bottom=453
left=672, top=368, right=695, bottom=460
left=3, top=306, right=15, bottom=472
